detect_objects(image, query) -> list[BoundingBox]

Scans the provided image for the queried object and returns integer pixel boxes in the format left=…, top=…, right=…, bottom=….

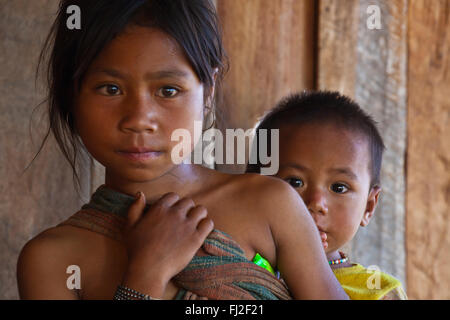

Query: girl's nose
left=119, top=94, right=158, bottom=134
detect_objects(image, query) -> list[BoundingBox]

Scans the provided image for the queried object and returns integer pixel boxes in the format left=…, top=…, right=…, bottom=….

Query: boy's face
left=276, top=122, right=380, bottom=254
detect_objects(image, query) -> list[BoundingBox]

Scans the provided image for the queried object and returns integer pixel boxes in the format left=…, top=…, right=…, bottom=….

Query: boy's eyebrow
left=281, top=164, right=359, bottom=181
left=281, top=163, right=309, bottom=171
left=88, top=68, right=190, bottom=80
left=328, top=168, right=358, bottom=181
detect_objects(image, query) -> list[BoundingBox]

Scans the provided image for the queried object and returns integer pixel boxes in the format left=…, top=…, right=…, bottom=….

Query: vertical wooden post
left=216, top=0, right=316, bottom=173
left=317, top=0, right=408, bottom=288
left=406, top=0, right=450, bottom=299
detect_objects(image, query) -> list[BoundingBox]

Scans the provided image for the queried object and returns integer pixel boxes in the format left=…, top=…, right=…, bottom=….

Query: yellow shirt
left=332, top=263, right=407, bottom=300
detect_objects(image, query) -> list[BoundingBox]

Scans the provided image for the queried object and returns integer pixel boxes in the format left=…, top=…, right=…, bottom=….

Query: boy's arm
left=17, top=230, right=79, bottom=300
left=262, top=179, right=348, bottom=300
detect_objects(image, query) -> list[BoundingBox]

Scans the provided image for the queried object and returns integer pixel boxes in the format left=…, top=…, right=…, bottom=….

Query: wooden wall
left=406, top=0, right=450, bottom=299
left=216, top=0, right=316, bottom=173
left=317, top=0, right=408, bottom=290
left=0, top=0, right=101, bottom=299
left=216, top=0, right=449, bottom=299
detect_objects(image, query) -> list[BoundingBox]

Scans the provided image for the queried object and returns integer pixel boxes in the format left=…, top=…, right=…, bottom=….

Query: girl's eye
left=157, top=87, right=179, bottom=98
left=98, top=84, right=121, bottom=96
left=331, top=183, right=349, bottom=194
left=285, top=178, right=304, bottom=189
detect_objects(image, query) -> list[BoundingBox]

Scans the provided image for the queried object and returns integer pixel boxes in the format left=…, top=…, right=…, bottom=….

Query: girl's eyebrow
left=88, top=68, right=190, bottom=80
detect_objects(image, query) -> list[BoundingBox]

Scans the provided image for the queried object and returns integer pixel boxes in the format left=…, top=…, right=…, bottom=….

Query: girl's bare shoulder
left=197, top=167, right=303, bottom=217
left=19, top=222, right=121, bottom=264
left=18, top=225, right=93, bottom=270
left=221, top=172, right=313, bottom=244
left=225, top=172, right=303, bottom=215
left=16, top=224, right=88, bottom=299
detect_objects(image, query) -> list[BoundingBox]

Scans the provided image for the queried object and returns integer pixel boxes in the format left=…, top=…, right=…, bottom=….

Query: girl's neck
left=104, top=163, right=204, bottom=204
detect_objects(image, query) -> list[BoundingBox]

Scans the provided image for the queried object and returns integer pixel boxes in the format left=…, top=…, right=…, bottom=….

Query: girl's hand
left=121, top=192, right=214, bottom=298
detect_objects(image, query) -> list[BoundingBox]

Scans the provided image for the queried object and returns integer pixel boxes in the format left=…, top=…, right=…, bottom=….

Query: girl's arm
left=261, top=179, right=348, bottom=300
left=17, top=192, right=213, bottom=300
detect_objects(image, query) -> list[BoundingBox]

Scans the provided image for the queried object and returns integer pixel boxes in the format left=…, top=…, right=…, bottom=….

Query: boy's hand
left=320, top=231, right=328, bottom=249
left=121, top=192, right=214, bottom=297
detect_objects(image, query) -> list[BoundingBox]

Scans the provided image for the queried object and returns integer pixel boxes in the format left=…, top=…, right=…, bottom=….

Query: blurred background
left=0, top=0, right=448, bottom=299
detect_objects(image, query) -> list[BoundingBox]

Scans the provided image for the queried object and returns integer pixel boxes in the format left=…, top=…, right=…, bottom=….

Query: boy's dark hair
left=247, top=91, right=386, bottom=190
left=31, top=0, right=227, bottom=190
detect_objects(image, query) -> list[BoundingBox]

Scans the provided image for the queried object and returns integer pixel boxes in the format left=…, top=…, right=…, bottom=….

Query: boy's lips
left=317, top=226, right=326, bottom=233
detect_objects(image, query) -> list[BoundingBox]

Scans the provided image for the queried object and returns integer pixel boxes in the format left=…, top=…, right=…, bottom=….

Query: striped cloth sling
left=58, top=185, right=292, bottom=300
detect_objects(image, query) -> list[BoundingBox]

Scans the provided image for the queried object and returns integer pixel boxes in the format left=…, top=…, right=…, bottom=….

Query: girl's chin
left=107, top=165, right=177, bottom=183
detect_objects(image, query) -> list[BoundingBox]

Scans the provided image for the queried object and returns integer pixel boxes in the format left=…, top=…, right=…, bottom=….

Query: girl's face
left=74, top=26, right=206, bottom=184
left=276, top=123, right=379, bottom=254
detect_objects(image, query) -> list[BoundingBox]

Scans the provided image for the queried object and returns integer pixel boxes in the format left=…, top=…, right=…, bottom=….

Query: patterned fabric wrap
left=57, top=185, right=292, bottom=300
left=173, top=229, right=292, bottom=300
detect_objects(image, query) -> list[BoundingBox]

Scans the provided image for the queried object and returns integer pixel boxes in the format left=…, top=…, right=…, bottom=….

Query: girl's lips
left=117, top=151, right=163, bottom=161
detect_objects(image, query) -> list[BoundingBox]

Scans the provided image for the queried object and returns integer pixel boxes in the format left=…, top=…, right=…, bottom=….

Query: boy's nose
left=304, top=189, right=328, bottom=216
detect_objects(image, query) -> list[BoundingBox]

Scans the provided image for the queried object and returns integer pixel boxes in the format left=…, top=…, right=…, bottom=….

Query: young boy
left=247, top=91, right=407, bottom=300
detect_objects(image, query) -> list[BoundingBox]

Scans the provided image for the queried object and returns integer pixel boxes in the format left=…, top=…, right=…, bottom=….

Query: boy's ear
left=360, top=186, right=381, bottom=227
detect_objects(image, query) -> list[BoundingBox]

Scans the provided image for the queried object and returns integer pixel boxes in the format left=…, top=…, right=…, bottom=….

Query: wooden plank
left=318, top=0, right=408, bottom=288
left=317, top=0, right=359, bottom=96
left=216, top=0, right=315, bottom=173
left=406, top=0, right=450, bottom=299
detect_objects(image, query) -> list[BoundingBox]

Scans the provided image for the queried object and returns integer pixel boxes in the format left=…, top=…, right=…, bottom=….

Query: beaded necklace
left=328, top=252, right=348, bottom=265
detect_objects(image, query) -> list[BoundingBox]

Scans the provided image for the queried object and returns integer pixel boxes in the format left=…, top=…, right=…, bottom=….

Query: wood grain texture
left=0, top=0, right=93, bottom=299
left=318, top=0, right=408, bottom=288
left=406, top=0, right=450, bottom=299
left=317, top=0, right=359, bottom=96
left=216, top=0, right=315, bottom=173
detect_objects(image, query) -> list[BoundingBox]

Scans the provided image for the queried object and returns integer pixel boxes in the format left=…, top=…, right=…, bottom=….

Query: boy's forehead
left=278, top=122, right=372, bottom=175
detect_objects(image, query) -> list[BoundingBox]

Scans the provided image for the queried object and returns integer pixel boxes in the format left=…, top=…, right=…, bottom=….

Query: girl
left=17, top=0, right=348, bottom=300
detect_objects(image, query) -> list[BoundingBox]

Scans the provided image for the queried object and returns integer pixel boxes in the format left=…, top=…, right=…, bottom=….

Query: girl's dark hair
left=33, top=0, right=227, bottom=190
left=247, top=91, right=386, bottom=190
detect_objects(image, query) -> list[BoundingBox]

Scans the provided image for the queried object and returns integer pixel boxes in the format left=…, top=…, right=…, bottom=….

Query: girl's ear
left=360, top=186, right=381, bottom=227
left=203, top=68, right=219, bottom=118
left=208, top=68, right=219, bottom=103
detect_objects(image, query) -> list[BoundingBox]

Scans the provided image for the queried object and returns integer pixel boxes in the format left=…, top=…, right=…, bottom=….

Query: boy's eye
left=98, top=84, right=121, bottom=96
left=157, top=86, right=179, bottom=98
left=285, top=178, right=304, bottom=189
left=331, top=183, right=349, bottom=194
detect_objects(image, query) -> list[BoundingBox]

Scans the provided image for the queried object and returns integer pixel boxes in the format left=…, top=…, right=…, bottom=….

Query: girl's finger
left=155, top=192, right=180, bottom=209
left=196, top=217, right=214, bottom=241
left=125, top=191, right=146, bottom=231
left=186, top=205, right=208, bottom=223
